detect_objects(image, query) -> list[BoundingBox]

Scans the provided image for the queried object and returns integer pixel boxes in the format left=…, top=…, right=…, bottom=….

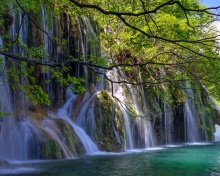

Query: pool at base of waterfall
left=1, top=142, right=220, bottom=176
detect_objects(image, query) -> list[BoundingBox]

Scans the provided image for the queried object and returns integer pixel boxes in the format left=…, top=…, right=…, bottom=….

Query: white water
left=0, top=36, right=36, bottom=161
left=164, top=102, right=173, bottom=144
left=10, top=9, right=30, bottom=117
left=107, top=69, right=134, bottom=149
left=129, top=85, right=155, bottom=148
left=76, top=93, right=97, bottom=139
left=214, top=124, right=220, bottom=141
left=64, top=118, right=99, bottom=154
left=183, top=84, right=199, bottom=142
left=56, top=87, right=99, bottom=154
left=41, top=119, right=74, bottom=158
left=107, top=68, right=155, bottom=149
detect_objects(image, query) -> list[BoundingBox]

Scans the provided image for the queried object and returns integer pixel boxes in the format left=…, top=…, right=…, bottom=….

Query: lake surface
left=1, top=142, right=220, bottom=176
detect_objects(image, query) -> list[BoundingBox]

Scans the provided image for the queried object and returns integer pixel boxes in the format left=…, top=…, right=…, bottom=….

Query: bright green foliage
left=0, top=0, right=219, bottom=105
left=51, top=68, right=86, bottom=94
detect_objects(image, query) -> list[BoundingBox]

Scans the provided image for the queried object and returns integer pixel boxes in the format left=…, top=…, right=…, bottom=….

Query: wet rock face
left=94, top=90, right=125, bottom=152
left=36, top=118, right=86, bottom=159
left=97, top=139, right=125, bottom=152
left=71, top=83, right=97, bottom=120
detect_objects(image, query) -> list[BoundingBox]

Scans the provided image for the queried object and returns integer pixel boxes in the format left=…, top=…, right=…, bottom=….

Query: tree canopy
left=0, top=0, right=220, bottom=105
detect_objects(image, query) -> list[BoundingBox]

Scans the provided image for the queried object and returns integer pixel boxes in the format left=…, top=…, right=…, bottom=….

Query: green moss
left=205, top=127, right=213, bottom=140
left=40, top=140, right=62, bottom=159
left=94, top=90, right=125, bottom=152
left=54, top=119, right=85, bottom=156
left=38, top=118, right=86, bottom=159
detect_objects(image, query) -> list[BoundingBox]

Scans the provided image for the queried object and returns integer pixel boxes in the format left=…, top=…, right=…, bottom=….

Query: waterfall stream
left=0, top=37, right=37, bottom=161
left=41, top=119, right=74, bottom=158
left=56, top=87, right=99, bottom=154
left=183, top=83, right=200, bottom=142
left=164, top=102, right=173, bottom=144
left=107, top=68, right=155, bottom=149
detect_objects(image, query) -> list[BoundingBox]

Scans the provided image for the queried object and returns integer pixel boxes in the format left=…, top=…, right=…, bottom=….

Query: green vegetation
left=94, top=90, right=124, bottom=152
left=54, top=119, right=85, bottom=156
left=40, top=140, right=63, bottom=159
left=0, top=0, right=219, bottom=109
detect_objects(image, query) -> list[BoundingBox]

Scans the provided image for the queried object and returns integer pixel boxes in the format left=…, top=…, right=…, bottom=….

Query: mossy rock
left=53, top=118, right=85, bottom=156
left=97, top=138, right=125, bottom=152
left=39, top=139, right=63, bottom=159
left=94, top=90, right=125, bottom=152
left=38, top=118, right=86, bottom=159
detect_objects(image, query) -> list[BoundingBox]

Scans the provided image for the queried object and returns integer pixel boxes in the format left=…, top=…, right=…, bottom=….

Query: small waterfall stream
left=56, top=87, right=99, bottom=154
left=76, top=93, right=97, bottom=140
left=0, top=36, right=37, bottom=161
left=107, top=68, right=155, bottom=149
left=164, top=101, right=173, bottom=144
left=41, top=119, right=74, bottom=158
left=107, top=69, right=134, bottom=149
left=183, top=83, right=199, bottom=142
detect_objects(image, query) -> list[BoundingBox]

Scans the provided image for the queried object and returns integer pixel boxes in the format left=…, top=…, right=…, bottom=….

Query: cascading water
left=76, top=17, right=98, bottom=87
left=10, top=9, right=30, bottom=117
left=0, top=2, right=217, bottom=163
left=55, top=87, right=99, bottom=154
left=138, top=67, right=155, bottom=147
left=129, top=86, right=155, bottom=148
left=107, top=69, right=134, bottom=149
left=164, top=101, right=174, bottom=144
left=40, top=4, right=55, bottom=100
left=0, top=37, right=37, bottom=161
left=209, top=96, right=220, bottom=141
left=183, top=83, right=200, bottom=142
left=76, top=93, right=97, bottom=140
left=41, top=119, right=74, bottom=158
left=107, top=68, right=155, bottom=149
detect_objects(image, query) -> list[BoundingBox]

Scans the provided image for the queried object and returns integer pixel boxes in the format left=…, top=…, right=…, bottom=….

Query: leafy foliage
left=0, top=0, right=219, bottom=106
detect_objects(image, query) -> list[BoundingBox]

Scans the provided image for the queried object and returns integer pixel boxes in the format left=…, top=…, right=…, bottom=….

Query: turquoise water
left=1, top=143, right=220, bottom=176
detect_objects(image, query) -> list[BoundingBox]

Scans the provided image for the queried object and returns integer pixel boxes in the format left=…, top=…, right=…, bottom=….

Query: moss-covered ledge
left=94, top=90, right=125, bottom=152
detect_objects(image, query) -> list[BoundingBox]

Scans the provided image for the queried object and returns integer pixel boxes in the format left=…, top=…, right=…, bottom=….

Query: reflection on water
left=2, top=142, right=220, bottom=176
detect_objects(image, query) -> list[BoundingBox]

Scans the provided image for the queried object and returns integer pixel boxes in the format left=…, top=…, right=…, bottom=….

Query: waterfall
left=56, top=87, right=99, bottom=154
left=209, top=96, right=220, bottom=141
left=107, top=68, right=155, bottom=149
left=41, top=119, right=74, bottom=158
left=0, top=37, right=37, bottom=161
left=10, top=9, right=30, bottom=117
left=128, top=85, right=155, bottom=148
left=138, top=67, right=155, bottom=147
left=40, top=4, right=55, bottom=101
left=107, top=69, right=134, bottom=149
left=0, top=2, right=217, bottom=161
left=214, top=124, right=220, bottom=141
left=164, top=101, right=173, bottom=144
left=183, top=83, right=199, bottom=142
left=64, top=118, right=99, bottom=154
left=76, top=94, right=97, bottom=140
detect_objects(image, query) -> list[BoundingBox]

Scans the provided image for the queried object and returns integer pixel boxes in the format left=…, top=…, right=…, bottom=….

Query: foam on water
left=164, top=145, right=184, bottom=148
left=0, top=167, right=38, bottom=175
left=183, top=142, right=212, bottom=146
